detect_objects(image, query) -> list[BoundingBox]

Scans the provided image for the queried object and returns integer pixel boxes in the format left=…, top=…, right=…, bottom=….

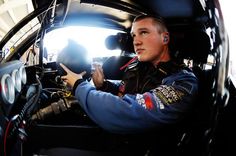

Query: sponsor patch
left=143, top=93, right=154, bottom=110
left=136, top=93, right=154, bottom=110
left=153, top=85, right=185, bottom=105
left=152, top=92, right=165, bottom=109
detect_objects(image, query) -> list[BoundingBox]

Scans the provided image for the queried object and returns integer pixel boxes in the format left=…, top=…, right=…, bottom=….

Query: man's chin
left=137, top=56, right=146, bottom=62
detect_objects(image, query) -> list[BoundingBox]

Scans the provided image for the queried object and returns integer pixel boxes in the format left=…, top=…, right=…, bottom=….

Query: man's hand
left=60, top=63, right=86, bottom=87
left=92, top=63, right=105, bottom=88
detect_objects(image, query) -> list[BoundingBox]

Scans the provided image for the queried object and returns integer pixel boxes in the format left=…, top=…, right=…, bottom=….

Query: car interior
left=0, top=0, right=235, bottom=156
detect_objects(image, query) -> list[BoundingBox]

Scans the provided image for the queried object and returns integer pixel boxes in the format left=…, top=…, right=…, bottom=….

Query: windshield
left=43, top=26, right=122, bottom=63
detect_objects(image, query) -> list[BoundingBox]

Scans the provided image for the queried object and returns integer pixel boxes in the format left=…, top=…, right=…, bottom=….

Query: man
left=60, top=15, right=198, bottom=134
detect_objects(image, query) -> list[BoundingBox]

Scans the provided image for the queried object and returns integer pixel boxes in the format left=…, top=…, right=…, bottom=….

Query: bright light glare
left=219, top=0, right=236, bottom=86
left=44, top=26, right=122, bottom=62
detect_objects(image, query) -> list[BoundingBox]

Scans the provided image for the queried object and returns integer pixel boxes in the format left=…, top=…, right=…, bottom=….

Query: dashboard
left=0, top=59, right=93, bottom=155
left=0, top=61, right=27, bottom=116
left=0, top=56, right=139, bottom=156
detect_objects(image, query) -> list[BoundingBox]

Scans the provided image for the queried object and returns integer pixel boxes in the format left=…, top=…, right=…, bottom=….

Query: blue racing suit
left=73, top=59, right=198, bottom=134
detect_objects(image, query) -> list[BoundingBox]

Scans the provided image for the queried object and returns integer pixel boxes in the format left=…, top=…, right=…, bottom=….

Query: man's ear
left=162, top=32, right=169, bottom=44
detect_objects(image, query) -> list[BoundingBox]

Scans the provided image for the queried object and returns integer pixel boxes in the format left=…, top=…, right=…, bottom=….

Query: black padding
left=170, top=31, right=211, bottom=63
left=105, top=33, right=134, bottom=53
left=102, top=56, right=133, bottom=80
left=135, top=0, right=196, bottom=18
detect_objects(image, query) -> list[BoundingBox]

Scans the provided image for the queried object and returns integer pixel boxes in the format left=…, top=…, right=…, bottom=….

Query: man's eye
left=140, top=31, right=148, bottom=35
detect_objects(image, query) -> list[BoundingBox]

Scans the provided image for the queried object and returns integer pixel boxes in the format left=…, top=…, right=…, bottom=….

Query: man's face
left=131, top=18, right=165, bottom=64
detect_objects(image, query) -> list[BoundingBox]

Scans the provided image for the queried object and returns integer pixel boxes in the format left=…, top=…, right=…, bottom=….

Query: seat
left=170, top=30, right=214, bottom=156
left=169, top=30, right=211, bottom=64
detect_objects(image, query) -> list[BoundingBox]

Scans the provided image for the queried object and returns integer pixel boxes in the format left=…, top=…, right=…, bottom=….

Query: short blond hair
left=132, top=14, right=168, bottom=33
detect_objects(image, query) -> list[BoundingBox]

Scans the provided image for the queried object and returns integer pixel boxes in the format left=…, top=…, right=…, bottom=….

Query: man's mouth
left=136, top=48, right=144, bottom=54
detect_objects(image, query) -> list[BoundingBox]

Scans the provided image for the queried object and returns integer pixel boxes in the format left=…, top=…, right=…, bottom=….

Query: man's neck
left=152, top=48, right=171, bottom=67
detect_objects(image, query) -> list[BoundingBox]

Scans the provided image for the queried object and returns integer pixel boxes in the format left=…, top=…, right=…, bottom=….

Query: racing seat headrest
left=169, top=30, right=211, bottom=64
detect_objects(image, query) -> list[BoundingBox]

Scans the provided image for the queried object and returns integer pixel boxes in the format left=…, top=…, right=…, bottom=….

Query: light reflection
left=44, top=26, right=122, bottom=62
left=219, top=0, right=236, bottom=86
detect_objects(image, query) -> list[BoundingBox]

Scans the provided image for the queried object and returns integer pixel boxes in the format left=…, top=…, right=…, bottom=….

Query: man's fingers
left=92, top=63, right=102, bottom=71
left=61, top=75, right=67, bottom=81
left=60, top=63, right=70, bottom=73
left=93, top=64, right=102, bottom=73
left=80, top=71, right=87, bottom=77
left=98, top=66, right=103, bottom=73
left=92, top=62, right=102, bottom=67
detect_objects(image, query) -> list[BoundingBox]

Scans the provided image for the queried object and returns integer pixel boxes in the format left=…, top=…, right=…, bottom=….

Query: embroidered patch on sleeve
left=153, top=85, right=185, bottom=105
left=143, top=93, right=154, bottom=110
left=152, top=92, right=165, bottom=109
left=136, top=93, right=154, bottom=110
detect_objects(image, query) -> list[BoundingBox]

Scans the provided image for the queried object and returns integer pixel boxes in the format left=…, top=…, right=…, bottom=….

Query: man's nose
left=133, top=37, right=142, bottom=46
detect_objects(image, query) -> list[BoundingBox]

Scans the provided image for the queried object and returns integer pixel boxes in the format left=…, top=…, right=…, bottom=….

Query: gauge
left=1, top=74, right=15, bottom=104
left=19, top=66, right=27, bottom=85
left=11, top=69, right=21, bottom=92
